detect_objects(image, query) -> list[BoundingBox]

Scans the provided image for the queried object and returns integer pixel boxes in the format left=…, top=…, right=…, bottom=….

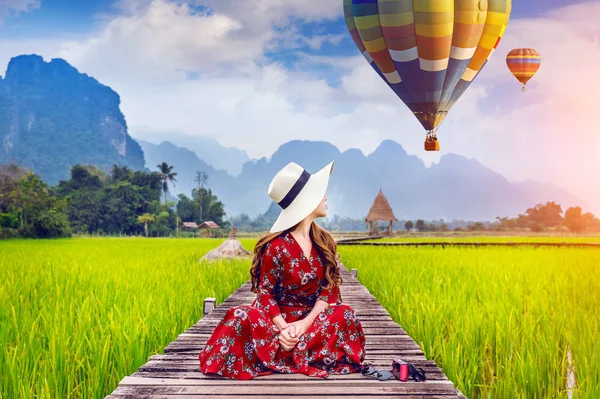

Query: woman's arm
left=300, top=284, right=343, bottom=326
left=254, top=242, right=284, bottom=323
left=317, top=284, right=342, bottom=306
left=302, top=300, right=330, bottom=325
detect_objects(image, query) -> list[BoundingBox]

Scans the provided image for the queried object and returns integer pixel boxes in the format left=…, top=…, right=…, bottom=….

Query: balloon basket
left=424, top=138, right=440, bottom=151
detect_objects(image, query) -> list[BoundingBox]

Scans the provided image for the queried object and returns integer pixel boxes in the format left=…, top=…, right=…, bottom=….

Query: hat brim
left=269, top=161, right=334, bottom=234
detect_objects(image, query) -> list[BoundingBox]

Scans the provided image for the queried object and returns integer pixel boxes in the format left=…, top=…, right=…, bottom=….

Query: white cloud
left=303, top=33, right=345, bottom=50
left=195, top=0, right=341, bottom=24
left=0, top=0, right=40, bottom=22
left=57, top=1, right=266, bottom=84
left=0, top=0, right=41, bottom=28
left=51, top=0, right=344, bottom=86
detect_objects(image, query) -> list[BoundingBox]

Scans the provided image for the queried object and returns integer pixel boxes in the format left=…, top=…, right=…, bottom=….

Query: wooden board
left=105, top=263, right=466, bottom=398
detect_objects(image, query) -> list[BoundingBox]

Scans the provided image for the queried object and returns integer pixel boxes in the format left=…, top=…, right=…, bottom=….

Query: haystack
left=200, top=227, right=253, bottom=261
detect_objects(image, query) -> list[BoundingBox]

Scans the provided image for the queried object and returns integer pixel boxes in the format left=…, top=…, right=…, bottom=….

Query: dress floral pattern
left=198, top=232, right=366, bottom=379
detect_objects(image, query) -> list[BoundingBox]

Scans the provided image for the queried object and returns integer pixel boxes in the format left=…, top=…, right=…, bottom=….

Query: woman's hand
left=278, top=325, right=299, bottom=351
left=284, top=319, right=311, bottom=340
left=272, top=315, right=288, bottom=332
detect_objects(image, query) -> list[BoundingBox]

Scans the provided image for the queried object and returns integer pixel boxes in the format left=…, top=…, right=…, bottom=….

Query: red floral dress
left=198, top=232, right=366, bottom=379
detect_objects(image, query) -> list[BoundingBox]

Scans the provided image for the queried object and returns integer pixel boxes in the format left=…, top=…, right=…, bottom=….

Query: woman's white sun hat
left=268, top=161, right=334, bottom=233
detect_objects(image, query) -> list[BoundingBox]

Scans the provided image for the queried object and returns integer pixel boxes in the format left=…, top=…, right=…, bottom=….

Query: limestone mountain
left=0, top=54, right=145, bottom=184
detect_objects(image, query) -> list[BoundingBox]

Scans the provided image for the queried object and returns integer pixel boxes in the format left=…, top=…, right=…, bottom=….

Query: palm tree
left=157, top=162, right=178, bottom=204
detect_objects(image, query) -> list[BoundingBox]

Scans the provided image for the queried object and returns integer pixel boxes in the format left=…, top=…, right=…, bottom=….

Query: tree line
left=0, top=163, right=227, bottom=238
left=2, top=163, right=598, bottom=238
left=400, top=202, right=600, bottom=233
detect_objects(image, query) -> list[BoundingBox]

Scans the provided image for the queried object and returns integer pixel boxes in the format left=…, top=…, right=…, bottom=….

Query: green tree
left=524, top=202, right=563, bottom=228
left=415, top=219, right=426, bottom=232
left=564, top=207, right=584, bottom=232
left=586, top=214, right=600, bottom=232
left=110, top=165, right=134, bottom=182
left=150, top=211, right=171, bottom=237
left=467, top=222, right=486, bottom=231
left=4, top=170, right=71, bottom=238
left=33, top=207, right=72, bottom=238
left=157, top=162, right=177, bottom=204
left=200, top=189, right=228, bottom=228
left=495, top=216, right=516, bottom=230
left=194, top=171, right=209, bottom=220
left=57, top=165, right=104, bottom=233
left=138, top=213, right=155, bottom=237
left=55, top=164, right=163, bottom=235
left=0, top=164, right=25, bottom=229
left=101, top=181, right=144, bottom=234
left=176, top=193, right=200, bottom=223
left=582, top=212, right=597, bottom=232
left=529, top=222, right=544, bottom=233
left=404, top=220, right=414, bottom=232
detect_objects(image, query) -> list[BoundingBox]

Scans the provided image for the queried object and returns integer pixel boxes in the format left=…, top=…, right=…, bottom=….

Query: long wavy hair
left=250, top=221, right=342, bottom=294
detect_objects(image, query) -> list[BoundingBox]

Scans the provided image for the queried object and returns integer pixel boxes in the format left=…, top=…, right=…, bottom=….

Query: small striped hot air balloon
left=343, top=0, right=512, bottom=151
left=506, top=48, right=541, bottom=91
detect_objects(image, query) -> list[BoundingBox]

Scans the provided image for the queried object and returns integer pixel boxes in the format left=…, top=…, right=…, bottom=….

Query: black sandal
left=361, top=365, right=394, bottom=381
left=361, top=364, right=378, bottom=379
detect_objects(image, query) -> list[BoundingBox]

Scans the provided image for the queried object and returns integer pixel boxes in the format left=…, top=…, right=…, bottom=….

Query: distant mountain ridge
left=138, top=138, right=586, bottom=221
left=130, top=129, right=250, bottom=176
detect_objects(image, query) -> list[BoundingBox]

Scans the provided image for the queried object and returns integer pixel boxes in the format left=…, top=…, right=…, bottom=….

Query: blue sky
left=1, top=0, right=585, bottom=53
left=0, top=0, right=584, bottom=37
left=0, top=0, right=105, bottom=38
left=0, top=0, right=598, bottom=213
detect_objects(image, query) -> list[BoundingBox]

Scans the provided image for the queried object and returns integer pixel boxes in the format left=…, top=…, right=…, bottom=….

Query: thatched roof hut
left=365, top=189, right=397, bottom=236
left=181, top=222, right=199, bottom=230
left=199, top=221, right=220, bottom=229
left=198, top=221, right=221, bottom=237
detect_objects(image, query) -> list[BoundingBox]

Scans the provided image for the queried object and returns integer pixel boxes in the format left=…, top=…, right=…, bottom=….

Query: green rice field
left=1, top=237, right=598, bottom=398
left=341, top=245, right=600, bottom=398
left=0, top=238, right=251, bottom=399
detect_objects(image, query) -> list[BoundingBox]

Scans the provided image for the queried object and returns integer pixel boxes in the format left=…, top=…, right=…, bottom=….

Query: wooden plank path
left=106, top=263, right=466, bottom=398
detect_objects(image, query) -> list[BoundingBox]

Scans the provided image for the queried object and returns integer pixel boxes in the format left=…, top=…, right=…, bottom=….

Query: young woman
left=198, top=161, right=366, bottom=379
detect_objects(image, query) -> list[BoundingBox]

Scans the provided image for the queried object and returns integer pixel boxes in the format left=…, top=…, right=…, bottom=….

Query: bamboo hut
left=365, top=188, right=397, bottom=236
left=199, top=221, right=220, bottom=237
left=181, top=222, right=199, bottom=231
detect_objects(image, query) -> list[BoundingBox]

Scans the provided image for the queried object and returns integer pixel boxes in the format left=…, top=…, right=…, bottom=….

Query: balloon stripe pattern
left=343, top=0, right=415, bottom=111
left=506, top=48, right=541, bottom=86
left=344, top=0, right=511, bottom=133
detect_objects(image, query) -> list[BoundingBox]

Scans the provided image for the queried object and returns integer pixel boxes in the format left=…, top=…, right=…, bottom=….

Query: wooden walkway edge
left=105, top=263, right=467, bottom=398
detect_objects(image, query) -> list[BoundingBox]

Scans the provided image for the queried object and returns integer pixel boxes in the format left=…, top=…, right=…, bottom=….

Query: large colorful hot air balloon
left=506, top=48, right=541, bottom=91
left=344, top=0, right=512, bottom=151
